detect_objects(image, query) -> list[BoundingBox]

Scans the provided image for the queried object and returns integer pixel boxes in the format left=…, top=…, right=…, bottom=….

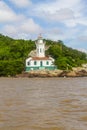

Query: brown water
left=0, top=77, right=87, bottom=130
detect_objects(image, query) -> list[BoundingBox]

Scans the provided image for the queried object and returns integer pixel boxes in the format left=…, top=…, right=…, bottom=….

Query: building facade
left=25, top=35, right=57, bottom=71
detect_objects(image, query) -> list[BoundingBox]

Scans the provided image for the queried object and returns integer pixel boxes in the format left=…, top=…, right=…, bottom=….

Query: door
left=40, top=61, right=43, bottom=66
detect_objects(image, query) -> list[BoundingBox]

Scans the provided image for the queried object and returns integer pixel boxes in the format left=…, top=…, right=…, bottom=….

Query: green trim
left=26, top=66, right=57, bottom=71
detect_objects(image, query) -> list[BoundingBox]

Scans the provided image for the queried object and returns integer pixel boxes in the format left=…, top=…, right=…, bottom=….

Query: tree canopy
left=46, top=40, right=87, bottom=70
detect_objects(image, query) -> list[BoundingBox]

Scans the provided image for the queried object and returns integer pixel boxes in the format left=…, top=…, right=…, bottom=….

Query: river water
left=0, top=77, right=87, bottom=130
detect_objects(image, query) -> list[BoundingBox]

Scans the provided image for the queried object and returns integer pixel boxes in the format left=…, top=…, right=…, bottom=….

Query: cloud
left=0, top=0, right=87, bottom=50
left=2, top=18, right=42, bottom=39
left=0, top=1, right=24, bottom=23
left=78, top=48, right=87, bottom=53
left=2, top=25, right=18, bottom=36
left=43, top=28, right=64, bottom=41
left=0, top=0, right=42, bottom=38
left=39, top=8, right=74, bottom=21
left=30, top=0, right=86, bottom=27
left=77, top=18, right=87, bottom=26
left=19, top=19, right=42, bottom=33
left=9, top=0, right=32, bottom=8
left=77, top=35, right=87, bottom=42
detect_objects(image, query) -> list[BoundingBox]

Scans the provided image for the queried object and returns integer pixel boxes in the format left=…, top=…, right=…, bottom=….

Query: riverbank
left=16, top=67, right=87, bottom=78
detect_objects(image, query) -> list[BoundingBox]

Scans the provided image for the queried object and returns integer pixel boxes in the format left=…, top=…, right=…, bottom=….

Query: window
left=34, top=61, right=37, bottom=65
left=46, top=61, right=49, bottom=65
left=40, top=48, right=42, bottom=53
left=27, top=61, right=30, bottom=66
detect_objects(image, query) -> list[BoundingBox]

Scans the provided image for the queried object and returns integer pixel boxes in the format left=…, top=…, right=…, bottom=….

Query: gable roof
left=32, top=57, right=50, bottom=60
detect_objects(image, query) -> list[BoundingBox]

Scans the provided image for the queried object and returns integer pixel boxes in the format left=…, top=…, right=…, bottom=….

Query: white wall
left=26, top=58, right=54, bottom=67
left=35, top=38, right=45, bottom=57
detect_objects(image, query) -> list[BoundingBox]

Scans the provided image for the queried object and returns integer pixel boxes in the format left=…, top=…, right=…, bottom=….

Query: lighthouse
left=25, top=35, right=56, bottom=71
left=35, top=35, right=45, bottom=57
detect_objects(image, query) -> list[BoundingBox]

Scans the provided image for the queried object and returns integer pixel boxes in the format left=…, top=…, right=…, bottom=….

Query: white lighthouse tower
left=35, top=34, right=45, bottom=57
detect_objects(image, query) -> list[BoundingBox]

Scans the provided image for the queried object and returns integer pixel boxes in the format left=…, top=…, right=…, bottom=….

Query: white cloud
left=31, top=0, right=86, bottom=27
left=19, top=19, right=42, bottom=33
left=0, top=0, right=87, bottom=50
left=43, top=26, right=80, bottom=43
left=43, top=28, right=64, bottom=41
left=9, top=0, right=32, bottom=8
left=0, top=1, right=42, bottom=39
left=3, top=25, right=18, bottom=36
left=78, top=48, right=87, bottom=53
left=64, top=19, right=77, bottom=27
left=40, top=8, right=74, bottom=21
left=78, top=35, right=87, bottom=42
left=77, top=18, right=87, bottom=26
left=0, top=1, right=24, bottom=23
left=64, top=17, right=87, bottom=27
left=2, top=18, right=42, bottom=38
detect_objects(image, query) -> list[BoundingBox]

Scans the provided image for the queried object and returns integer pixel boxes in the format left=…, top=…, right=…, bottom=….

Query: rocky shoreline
left=16, top=67, right=87, bottom=78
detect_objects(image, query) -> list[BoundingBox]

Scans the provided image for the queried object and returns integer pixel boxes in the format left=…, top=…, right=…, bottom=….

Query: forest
left=0, top=34, right=87, bottom=76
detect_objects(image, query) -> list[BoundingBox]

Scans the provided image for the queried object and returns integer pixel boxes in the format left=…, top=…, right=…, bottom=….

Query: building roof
left=32, top=57, right=51, bottom=60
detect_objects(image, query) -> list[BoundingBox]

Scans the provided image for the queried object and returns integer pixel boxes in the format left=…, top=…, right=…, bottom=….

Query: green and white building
left=25, top=35, right=56, bottom=71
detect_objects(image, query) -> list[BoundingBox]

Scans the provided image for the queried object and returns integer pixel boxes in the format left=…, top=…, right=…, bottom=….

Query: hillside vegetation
left=46, top=40, right=87, bottom=70
left=0, top=34, right=87, bottom=76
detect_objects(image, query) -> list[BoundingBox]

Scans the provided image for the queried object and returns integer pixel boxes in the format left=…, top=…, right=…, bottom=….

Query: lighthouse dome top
left=38, top=34, right=43, bottom=40
left=36, top=34, right=45, bottom=44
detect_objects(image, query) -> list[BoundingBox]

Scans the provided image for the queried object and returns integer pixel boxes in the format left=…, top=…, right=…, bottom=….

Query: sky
left=0, top=0, right=87, bottom=51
